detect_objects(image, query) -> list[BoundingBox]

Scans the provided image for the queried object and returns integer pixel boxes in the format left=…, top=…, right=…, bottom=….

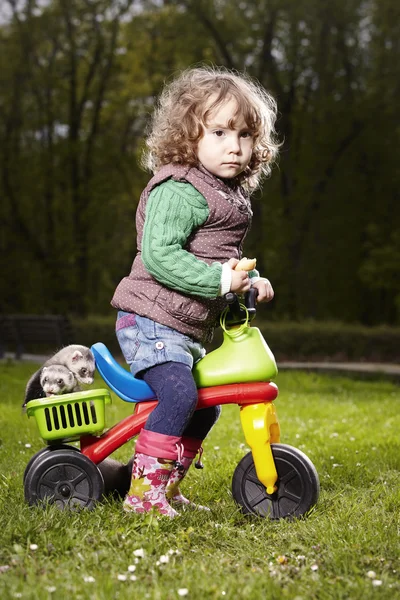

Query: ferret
left=23, top=344, right=95, bottom=407
left=40, top=364, right=80, bottom=397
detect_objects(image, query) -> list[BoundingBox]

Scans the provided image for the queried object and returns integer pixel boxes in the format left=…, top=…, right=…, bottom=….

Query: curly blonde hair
left=142, top=66, right=280, bottom=190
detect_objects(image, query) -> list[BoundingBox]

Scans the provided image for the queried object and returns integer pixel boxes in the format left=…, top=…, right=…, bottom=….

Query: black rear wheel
left=23, top=444, right=80, bottom=483
left=232, top=443, right=320, bottom=519
left=97, top=457, right=133, bottom=498
left=24, top=448, right=104, bottom=510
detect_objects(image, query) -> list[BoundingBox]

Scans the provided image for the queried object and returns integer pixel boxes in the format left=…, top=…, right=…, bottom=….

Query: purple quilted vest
left=111, top=164, right=252, bottom=343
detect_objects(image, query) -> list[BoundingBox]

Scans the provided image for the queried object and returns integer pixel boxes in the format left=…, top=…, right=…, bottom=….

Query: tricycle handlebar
left=224, top=288, right=258, bottom=325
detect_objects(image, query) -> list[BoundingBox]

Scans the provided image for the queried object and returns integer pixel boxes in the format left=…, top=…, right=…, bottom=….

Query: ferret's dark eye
left=57, top=379, right=64, bottom=385
left=80, top=368, right=87, bottom=376
left=43, top=377, right=48, bottom=383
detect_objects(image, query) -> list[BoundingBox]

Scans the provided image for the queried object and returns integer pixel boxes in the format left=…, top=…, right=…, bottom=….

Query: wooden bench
left=0, top=314, right=73, bottom=359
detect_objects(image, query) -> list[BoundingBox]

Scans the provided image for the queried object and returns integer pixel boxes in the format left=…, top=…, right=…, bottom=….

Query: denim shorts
left=116, top=311, right=206, bottom=377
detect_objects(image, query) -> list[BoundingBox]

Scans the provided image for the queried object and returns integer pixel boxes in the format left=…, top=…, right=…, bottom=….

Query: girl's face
left=197, top=97, right=254, bottom=179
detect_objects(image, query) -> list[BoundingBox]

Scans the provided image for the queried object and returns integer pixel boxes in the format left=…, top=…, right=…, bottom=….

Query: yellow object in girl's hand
left=235, top=257, right=257, bottom=271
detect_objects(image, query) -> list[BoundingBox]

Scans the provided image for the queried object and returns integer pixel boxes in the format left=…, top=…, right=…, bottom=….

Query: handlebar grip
left=224, top=292, right=237, bottom=304
left=245, top=288, right=258, bottom=313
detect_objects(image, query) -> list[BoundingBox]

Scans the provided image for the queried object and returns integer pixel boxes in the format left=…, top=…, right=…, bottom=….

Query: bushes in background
left=257, top=320, right=400, bottom=362
left=72, top=316, right=400, bottom=363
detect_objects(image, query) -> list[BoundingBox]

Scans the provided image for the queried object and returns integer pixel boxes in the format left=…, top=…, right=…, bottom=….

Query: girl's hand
left=227, top=258, right=239, bottom=269
left=230, top=270, right=251, bottom=293
left=227, top=258, right=251, bottom=293
left=252, top=279, right=274, bottom=302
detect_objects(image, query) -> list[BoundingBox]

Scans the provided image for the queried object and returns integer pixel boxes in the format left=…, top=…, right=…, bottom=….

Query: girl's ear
left=72, top=351, right=83, bottom=362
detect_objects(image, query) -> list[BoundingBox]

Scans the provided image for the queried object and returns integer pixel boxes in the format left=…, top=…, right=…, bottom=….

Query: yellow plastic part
left=239, top=402, right=281, bottom=494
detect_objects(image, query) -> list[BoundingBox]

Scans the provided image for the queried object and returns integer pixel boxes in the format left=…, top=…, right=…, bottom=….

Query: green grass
left=0, top=360, right=399, bottom=599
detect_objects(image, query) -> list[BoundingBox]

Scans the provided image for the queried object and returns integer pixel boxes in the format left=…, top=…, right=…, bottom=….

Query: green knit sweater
left=141, top=179, right=258, bottom=297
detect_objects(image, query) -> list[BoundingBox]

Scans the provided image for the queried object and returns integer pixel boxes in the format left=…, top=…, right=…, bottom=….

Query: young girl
left=112, top=65, right=279, bottom=517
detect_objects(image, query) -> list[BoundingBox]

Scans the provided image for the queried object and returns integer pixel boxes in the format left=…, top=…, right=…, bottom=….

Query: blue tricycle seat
left=90, top=342, right=156, bottom=403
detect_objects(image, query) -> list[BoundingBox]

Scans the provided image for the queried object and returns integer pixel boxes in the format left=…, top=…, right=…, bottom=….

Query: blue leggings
left=142, top=361, right=221, bottom=439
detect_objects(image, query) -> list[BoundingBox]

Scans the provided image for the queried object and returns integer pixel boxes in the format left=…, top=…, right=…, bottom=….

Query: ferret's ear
left=42, top=366, right=48, bottom=373
left=72, top=351, right=83, bottom=362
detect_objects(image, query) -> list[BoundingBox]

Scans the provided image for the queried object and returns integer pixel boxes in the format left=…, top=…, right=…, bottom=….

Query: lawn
left=0, top=360, right=399, bottom=599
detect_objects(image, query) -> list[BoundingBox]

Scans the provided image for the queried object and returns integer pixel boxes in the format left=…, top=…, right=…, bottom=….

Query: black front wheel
left=24, top=448, right=104, bottom=510
left=232, top=444, right=320, bottom=519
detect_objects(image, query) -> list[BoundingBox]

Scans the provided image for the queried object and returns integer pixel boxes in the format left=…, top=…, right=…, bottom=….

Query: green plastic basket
left=26, top=389, right=111, bottom=442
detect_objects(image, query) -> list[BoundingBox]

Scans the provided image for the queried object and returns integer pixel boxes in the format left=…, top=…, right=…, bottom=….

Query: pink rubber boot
left=166, top=437, right=210, bottom=511
left=123, top=429, right=181, bottom=518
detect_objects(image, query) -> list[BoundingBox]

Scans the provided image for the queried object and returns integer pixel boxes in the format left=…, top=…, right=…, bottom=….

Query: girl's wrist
left=219, top=262, right=232, bottom=296
left=250, top=276, right=266, bottom=285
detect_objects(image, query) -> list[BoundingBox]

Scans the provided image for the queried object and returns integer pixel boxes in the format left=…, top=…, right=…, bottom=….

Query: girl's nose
left=228, top=135, right=241, bottom=153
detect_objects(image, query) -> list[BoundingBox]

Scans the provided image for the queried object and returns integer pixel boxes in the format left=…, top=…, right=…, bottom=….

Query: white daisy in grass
left=159, top=554, right=170, bottom=564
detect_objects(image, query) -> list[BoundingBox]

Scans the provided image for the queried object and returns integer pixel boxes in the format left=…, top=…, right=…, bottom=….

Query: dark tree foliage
left=0, top=0, right=399, bottom=324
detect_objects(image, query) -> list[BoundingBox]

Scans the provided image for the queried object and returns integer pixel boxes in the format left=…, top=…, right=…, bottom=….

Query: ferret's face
left=40, top=366, right=75, bottom=396
left=68, top=351, right=95, bottom=385
left=76, top=364, right=95, bottom=385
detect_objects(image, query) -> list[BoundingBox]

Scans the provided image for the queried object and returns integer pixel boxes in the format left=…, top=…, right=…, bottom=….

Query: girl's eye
left=241, top=131, right=252, bottom=138
left=213, top=130, right=224, bottom=137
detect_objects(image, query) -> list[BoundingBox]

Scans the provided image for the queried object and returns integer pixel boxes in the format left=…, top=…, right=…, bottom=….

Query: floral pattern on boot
left=123, top=453, right=178, bottom=518
left=166, top=456, right=210, bottom=511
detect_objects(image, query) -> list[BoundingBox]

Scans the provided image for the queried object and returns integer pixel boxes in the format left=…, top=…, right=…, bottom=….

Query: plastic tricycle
left=24, top=292, right=320, bottom=519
